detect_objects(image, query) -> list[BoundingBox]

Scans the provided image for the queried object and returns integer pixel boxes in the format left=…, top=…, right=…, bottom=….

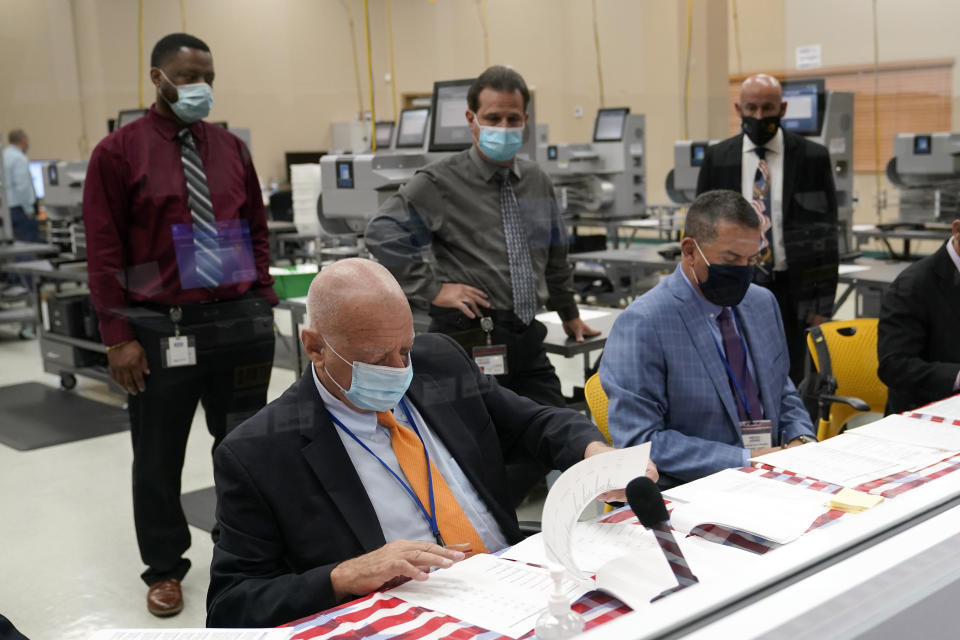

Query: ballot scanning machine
left=42, top=160, right=87, bottom=258
left=318, top=77, right=539, bottom=235
left=886, top=132, right=960, bottom=224
left=667, top=81, right=855, bottom=254
left=537, top=108, right=647, bottom=222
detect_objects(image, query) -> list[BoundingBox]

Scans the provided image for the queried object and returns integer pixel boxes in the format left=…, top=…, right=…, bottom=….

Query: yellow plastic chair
left=804, top=319, right=888, bottom=441
left=584, top=373, right=613, bottom=445
left=584, top=373, right=615, bottom=512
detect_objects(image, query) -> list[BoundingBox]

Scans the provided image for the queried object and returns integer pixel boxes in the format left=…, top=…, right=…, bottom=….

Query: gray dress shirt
left=365, top=146, right=579, bottom=321
left=312, top=366, right=510, bottom=552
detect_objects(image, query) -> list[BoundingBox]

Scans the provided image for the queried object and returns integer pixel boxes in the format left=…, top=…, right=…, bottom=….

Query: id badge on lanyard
left=741, top=420, right=773, bottom=450
left=472, top=316, right=508, bottom=375
left=161, top=306, right=197, bottom=368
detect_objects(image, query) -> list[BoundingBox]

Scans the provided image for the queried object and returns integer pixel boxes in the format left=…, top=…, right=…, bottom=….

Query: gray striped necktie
left=495, top=167, right=537, bottom=324
left=177, top=128, right=222, bottom=288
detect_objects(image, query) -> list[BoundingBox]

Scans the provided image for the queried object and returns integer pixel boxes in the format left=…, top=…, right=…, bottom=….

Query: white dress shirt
left=742, top=128, right=786, bottom=272
left=311, top=365, right=509, bottom=552
left=2, top=145, right=36, bottom=210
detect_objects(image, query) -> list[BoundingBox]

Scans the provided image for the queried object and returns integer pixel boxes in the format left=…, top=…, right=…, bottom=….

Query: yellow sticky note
left=828, top=488, right=885, bottom=513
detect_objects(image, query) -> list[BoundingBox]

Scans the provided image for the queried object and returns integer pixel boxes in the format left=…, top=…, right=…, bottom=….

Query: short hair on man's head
left=467, top=65, right=530, bottom=112
left=151, top=33, right=210, bottom=68
left=684, top=190, right=760, bottom=245
left=8, top=129, right=27, bottom=145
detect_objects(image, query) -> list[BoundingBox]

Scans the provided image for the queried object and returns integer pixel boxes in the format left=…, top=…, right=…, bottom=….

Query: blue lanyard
left=712, top=312, right=758, bottom=420
left=328, top=400, right=444, bottom=545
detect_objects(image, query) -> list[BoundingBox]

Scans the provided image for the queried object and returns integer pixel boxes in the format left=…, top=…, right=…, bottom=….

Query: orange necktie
left=376, top=410, right=488, bottom=554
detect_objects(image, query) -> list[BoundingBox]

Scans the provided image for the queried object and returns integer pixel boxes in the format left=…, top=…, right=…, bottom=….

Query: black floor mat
left=0, top=382, right=129, bottom=450
left=181, top=485, right=217, bottom=533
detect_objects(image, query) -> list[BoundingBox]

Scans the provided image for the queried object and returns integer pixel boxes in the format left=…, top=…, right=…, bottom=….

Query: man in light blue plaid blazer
left=600, top=190, right=815, bottom=488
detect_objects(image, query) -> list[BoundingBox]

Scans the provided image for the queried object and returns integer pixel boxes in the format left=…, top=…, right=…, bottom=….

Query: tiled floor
left=0, top=323, right=586, bottom=639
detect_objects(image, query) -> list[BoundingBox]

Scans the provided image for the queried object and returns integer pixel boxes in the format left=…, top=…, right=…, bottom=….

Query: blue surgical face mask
left=322, top=336, right=413, bottom=412
left=694, top=240, right=755, bottom=307
left=159, top=70, right=214, bottom=123
left=475, top=124, right=524, bottom=162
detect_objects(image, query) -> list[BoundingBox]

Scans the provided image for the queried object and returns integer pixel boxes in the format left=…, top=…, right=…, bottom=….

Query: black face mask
left=741, top=115, right=780, bottom=147
left=695, top=242, right=755, bottom=307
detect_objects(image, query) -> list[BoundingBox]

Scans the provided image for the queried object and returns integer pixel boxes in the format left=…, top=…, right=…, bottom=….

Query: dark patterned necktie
left=495, top=167, right=537, bottom=324
left=752, top=147, right=774, bottom=270
left=717, top=308, right=762, bottom=421
left=177, top=129, right=222, bottom=288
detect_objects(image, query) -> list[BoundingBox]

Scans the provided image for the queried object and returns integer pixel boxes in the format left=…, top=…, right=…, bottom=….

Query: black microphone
left=626, top=476, right=699, bottom=601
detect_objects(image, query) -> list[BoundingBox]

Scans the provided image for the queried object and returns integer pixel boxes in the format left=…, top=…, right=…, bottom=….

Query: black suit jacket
left=878, top=243, right=960, bottom=414
left=696, top=131, right=839, bottom=319
left=205, top=332, right=604, bottom=628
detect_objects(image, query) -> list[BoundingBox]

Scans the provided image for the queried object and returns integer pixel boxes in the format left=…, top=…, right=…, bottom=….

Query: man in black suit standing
left=697, top=73, right=839, bottom=384
left=878, top=219, right=960, bottom=414
left=206, top=258, right=656, bottom=628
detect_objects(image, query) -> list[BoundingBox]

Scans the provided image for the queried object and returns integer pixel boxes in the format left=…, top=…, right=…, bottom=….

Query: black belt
left=429, top=305, right=534, bottom=333
left=131, top=293, right=269, bottom=326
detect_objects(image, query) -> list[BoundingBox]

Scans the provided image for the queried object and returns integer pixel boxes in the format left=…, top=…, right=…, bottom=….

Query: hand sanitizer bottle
left=535, top=566, right=586, bottom=640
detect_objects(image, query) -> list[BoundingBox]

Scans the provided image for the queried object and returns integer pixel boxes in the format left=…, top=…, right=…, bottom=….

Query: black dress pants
left=429, top=307, right=565, bottom=507
left=760, top=274, right=807, bottom=387
left=127, top=295, right=275, bottom=585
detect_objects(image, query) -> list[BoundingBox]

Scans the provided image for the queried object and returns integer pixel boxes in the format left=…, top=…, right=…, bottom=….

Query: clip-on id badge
left=740, top=420, right=773, bottom=450
left=472, top=316, right=508, bottom=375
left=161, top=306, right=197, bottom=368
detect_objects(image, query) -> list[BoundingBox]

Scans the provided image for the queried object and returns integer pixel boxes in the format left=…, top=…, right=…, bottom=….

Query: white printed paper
left=388, top=554, right=589, bottom=639
left=911, top=394, right=960, bottom=422
left=751, top=432, right=952, bottom=487
left=664, top=469, right=829, bottom=544
left=853, top=413, right=960, bottom=452
left=541, top=443, right=651, bottom=579
left=595, top=534, right=760, bottom=610
left=501, top=521, right=657, bottom=573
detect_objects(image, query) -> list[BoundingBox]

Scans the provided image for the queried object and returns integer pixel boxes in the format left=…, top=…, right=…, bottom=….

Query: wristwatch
left=792, top=434, right=817, bottom=445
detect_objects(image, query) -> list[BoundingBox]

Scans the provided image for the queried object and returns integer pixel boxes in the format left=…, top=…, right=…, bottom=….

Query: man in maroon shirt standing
left=83, top=33, right=277, bottom=617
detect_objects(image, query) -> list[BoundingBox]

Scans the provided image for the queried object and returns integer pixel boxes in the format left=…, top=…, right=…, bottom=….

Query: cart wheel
left=60, top=373, right=77, bottom=390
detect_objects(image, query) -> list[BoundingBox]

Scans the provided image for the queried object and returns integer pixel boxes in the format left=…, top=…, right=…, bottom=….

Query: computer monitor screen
left=117, top=109, right=148, bottom=128
left=690, top=142, right=708, bottom=167
left=593, top=108, right=630, bottom=142
left=429, top=79, right=474, bottom=152
left=335, top=160, right=354, bottom=189
left=29, top=161, right=48, bottom=199
left=374, top=121, right=394, bottom=148
left=914, top=135, right=933, bottom=155
left=396, top=108, right=430, bottom=148
left=781, top=79, right=826, bottom=136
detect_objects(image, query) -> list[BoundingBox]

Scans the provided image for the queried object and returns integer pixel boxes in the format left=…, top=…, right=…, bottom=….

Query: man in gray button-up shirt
left=366, top=67, right=597, bottom=413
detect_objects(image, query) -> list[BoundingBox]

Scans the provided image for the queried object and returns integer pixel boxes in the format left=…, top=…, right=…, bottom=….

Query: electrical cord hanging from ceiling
left=385, top=0, right=398, bottom=120
left=363, top=0, right=377, bottom=151
left=477, top=0, right=490, bottom=68
left=682, top=0, right=693, bottom=139
left=591, top=0, right=605, bottom=107
left=341, top=0, right=365, bottom=120
left=872, top=0, right=882, bottom=222
left=731, top=0, right=742, bottom=75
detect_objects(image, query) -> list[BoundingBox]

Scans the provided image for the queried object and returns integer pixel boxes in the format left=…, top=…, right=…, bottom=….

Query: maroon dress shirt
left=83, top=106, right=277, bottom=346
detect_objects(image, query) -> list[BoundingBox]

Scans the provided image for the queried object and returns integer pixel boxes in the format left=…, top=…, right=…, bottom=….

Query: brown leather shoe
left=147, top=578, right=183, bottom=617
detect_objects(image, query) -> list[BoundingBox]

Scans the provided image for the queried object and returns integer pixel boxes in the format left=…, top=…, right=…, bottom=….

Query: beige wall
left=3, top=0, right=959, bottom=219
left=1, top=0, right=727, bottom=204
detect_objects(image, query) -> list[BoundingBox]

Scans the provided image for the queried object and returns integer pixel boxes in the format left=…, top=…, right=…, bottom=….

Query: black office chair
left=268, top=189, right=293, bottom=222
